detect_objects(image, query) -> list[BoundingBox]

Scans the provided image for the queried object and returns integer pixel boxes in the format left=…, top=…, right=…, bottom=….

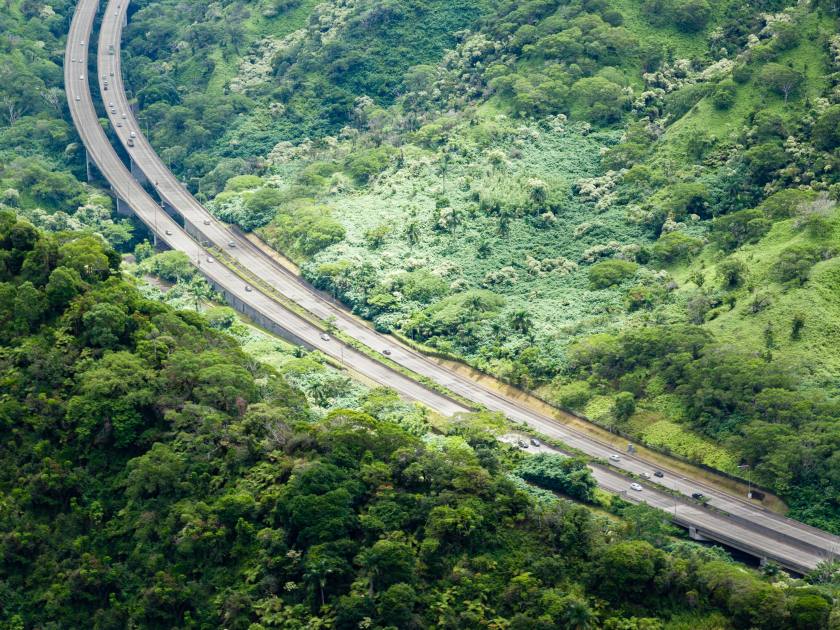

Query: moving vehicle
left=228, top=241, right=235, bottom=248
left=382, top=348, right=392, bottom=356
left=530, top=438, right=541, bottom=447
left=654, top=471, right=664, bottom=478
left=320, top=333, right=331, bottom=342
left=692, top=492, right=705, bottom=501
left=630, top=483, right=643, bottom=492
left=640, top=472, right=651, bottom=479
left=609, top=454, right=621, bottom=462
left=244, top=285, right=252, bottom=292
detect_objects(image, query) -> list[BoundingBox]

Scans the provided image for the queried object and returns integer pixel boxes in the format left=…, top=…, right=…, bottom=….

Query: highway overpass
left=63, top=0, right=840, bottom=573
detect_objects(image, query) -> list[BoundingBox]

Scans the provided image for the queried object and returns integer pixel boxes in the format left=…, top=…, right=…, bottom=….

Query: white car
left=244, top=285, right=252, bottom=292
left=630, top=483, right=643, bottom=492
left=609, top=454, right=621, bottom=462
left=203, top=219, right=211, bottom=225
left=130, top=131, right=137, bottom=139
left=227, top=241, right=235, bottom=248
left=320, top=333, right=331, bottom=342
left=206, top=256, right=214, bottom=263
left=75, top=95, right=81, bottom=101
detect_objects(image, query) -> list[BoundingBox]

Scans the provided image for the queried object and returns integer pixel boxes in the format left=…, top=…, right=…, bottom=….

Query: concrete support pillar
left=130, top=157, right=148, bottom=186
left=85, top=149, right=92, bottom=182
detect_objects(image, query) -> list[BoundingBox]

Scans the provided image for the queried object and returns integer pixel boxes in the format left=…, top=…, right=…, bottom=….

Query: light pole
left=739, top=464, right=752, bottom=499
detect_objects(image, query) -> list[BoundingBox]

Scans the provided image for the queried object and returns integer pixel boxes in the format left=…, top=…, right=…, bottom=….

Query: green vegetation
left=7, top=217, right=834, bottom=627
left=120, top=0, right=840, bottom=535
left=0, top=0, right=136, bottom=247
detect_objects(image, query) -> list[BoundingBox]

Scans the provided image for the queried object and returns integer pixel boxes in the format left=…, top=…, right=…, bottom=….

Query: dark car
left=691, top=492, right=705, bottom=501
left=654, top=470, right=664, bottom=478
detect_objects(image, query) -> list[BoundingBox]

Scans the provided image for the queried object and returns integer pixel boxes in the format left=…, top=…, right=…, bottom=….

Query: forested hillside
left=6, top=216, right=838, bottom=627
left=121, top=0, right=840, bottom=532
left=1, top=0, right=840, bottom=626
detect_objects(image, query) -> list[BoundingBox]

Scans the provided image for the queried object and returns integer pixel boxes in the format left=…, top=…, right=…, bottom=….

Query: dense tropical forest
left=2, top=211, right=839, bottom=628
left=1, top=0, right=840, bottom=626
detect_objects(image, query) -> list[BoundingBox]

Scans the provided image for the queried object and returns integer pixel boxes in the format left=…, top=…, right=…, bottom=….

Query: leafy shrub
left=515, top=454, right=596, bottom=502
left=260, top=203, right=346, bottom=259
left=140, top=251, right=195, bottom=283
left=773, top=244, right=832, bottom=285
left=570, top=76, right=627, bottom=124
left=758, top=63, right=803, bottom=103
left=712, top=79, right=737, bottom=110
left=243, top=187, right=285, bottom=231
left=743, top=142, right=788, bottom=185
left=758, top=189, right=816, bottom=220
left=642, top=0, right=711, bottom=32
left=345, top=147, right=396, bottom=184
left=652, top=231, right=703, bottom=264
left=391, top=270, right=449, bottom=303
left=717, top=258, right=747, bottom=289
left=812, top=105, right=840, bottom=152
left=626, top=284, right=665, bottom=310
left=224, top=175, right=263, bottom=192
left=653, top=182, right=710, bottom=220
left=553, top=380, right=594, bottom=408
left=711, top=209, right=772, bottom=251
left=404, top=290, right=504, bottom=341
left=588, top=259, right=639, bottom=288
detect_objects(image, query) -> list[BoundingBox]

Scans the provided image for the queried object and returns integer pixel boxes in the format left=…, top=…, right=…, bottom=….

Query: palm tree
left=404, top=221, right=420, bottom=246
left=185, top=277, right=212, bottom=312
left=510, top=309, right=533, bottom=335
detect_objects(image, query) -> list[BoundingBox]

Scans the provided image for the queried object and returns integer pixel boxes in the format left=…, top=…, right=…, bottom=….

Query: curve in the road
left=66, top=0, right=840, bottom=572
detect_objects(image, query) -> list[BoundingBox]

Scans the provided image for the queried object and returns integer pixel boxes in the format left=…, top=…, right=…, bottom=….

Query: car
left=382, top=348, right=392, bottom=356
left=103, top=86, right=108, bottom=91
left=130, top=131, right=136, bottom=139
left=530, top=438, right=541, bottom=447
left=691, top=492, right=705, bottom=501
left=227, top=241, right=236, bottom=248
left=320, top=333, right=331, bottom=342
left=608, top=454, right=621, bottom=462
left=116, top=121, right=122, bottom=127
left=79, top=74, right=84, bottom=80
left=244, top=285, right=252, bottom=292
left=127, top=138, right=134, bottom=147
left=206, top=256, right=214, bottom=263
left=630, top=483, right=643, bottom=492
left=79, top=40, right=85, bottom=46
left=110, top=108, right=116, bottom=114
left=75, top=95, right=81, bottom=101
left=121, top=113, right=127, bottom=119
left=164, top=229, right=172, bottom=236
left=109, top=101, right=114, bottom=107
left=71, top=57, right=76, bottom=62
left=203, top=219, right=211, bottom=225
left=640, top=472, right=651, bottom=480
left=654, top=470, right=664, bottom=478
left=517, top=440, right=529, bottom=449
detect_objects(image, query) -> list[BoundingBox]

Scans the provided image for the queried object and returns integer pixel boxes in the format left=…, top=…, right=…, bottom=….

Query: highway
left=66, top=0, right=840, bottom=572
